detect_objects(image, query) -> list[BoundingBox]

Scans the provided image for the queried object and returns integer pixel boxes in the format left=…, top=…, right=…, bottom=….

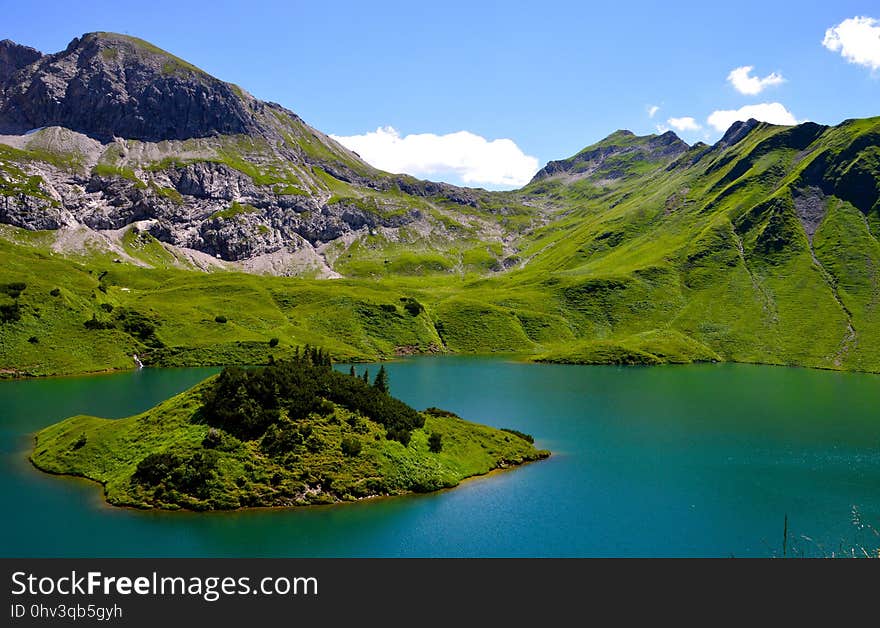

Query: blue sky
left=3, top=0, right=879, bottom=188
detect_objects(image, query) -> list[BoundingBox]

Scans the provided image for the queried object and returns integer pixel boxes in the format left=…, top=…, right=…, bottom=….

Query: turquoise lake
left=1, top=357, right=879, bottom=557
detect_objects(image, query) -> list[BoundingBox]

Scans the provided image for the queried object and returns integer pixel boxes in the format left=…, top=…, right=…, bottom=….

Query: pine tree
left=349, top=365, right=356, bottom=377
left=362, top=369, right=369, bottom=384
left=373, top=364, right=389, bottom=393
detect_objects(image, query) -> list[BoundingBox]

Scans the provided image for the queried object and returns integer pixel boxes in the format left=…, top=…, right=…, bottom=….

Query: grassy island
left=30, top=349, right=549, bottom=510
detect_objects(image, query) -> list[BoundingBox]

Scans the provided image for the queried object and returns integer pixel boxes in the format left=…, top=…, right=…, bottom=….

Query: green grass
left=92, top=163, right=147, bottom=188
left=0, top=140, right=85, bottom=174
left=91, top=32, right=209, bottom=78
left=3, top=117, right=880, bottom=375
left=121, top=228, right=180, bottom=268
left=30, top=379, right=549, bottom=510
left=536, top=330, right=722, bottom=365
left=149, top=182, right=183, bottom=205
left=210, top=201, right=260, bottom=220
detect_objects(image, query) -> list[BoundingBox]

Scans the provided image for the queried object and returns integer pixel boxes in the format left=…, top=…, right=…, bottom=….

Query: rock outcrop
left=0, top=32, right=260, bottom=141
left=0, top=39, right=42, bottom=84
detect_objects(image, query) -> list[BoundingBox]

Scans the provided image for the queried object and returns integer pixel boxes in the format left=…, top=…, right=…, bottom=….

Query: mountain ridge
left=0, top=32, right=260, bottom=141
left=2, top=32, right=880, bottom=376
left=0, top=33, right=529, bottom=272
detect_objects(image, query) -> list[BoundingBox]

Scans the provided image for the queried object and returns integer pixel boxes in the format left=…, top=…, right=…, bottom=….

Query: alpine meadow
left=1, top=32, right=879, bottom=378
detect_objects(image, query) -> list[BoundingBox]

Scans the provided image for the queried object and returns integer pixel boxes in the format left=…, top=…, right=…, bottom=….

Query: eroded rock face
left=0, top=40, right=43, bottom=85
left=0, top=33, right=259, bottom=141
left=0, top=193, right=65, bottom=230
left=0, top=155, right=425, bottom=261
left=167, top=163, right=258, bottom=200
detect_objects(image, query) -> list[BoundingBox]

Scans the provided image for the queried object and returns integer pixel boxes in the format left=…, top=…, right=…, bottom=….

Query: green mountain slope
left=2, top=32, right=880, bottom=375
left=510, top=118, right=880, bottom=370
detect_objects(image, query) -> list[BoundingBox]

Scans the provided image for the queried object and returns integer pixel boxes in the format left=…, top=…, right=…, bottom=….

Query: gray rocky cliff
left=0, top=33, right=260, bottom=141
left=0, top=39, right=43, bottom=85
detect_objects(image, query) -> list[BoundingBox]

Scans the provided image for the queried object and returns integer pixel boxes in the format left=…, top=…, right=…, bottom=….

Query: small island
left=31, top=348, right=549, bottom=510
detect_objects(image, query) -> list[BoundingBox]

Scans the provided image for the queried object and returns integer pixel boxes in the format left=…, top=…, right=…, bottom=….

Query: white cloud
left=667, top=116, right=701, bottom=132
left=330, top=126, right=539, bottom=188
left=823, top=16, right=880, bottom=71
left=655, top=124, right=670, bottom=134
left=727, top=66, right=785, bottom=95
left=647, top=105, right=660, bottom=118
left=707, top=103, right=799, bottom=132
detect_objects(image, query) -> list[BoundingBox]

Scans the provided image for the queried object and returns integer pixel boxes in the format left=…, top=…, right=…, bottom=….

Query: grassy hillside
left=3, top=117, right=880, bottom=375
left=31, top=357, right=548, bottom=510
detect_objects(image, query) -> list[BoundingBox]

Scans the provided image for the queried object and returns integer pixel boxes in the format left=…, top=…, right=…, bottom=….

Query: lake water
left=1, top=357, right=879, bottom=557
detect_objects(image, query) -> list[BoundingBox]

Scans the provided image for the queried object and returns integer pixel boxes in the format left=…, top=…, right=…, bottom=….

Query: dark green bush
left=1, top=282, right=26, bottom=298
left=84, top=313, right=114, bottom=330
left=386, top=427, right=412, bottom=447
left=341, top=436, right=362, bottom=457
left=501, top=428, right=535, bottom=444
left=50, top=288, right=61, bottom=297
left=424, top=407, right=459, bottom=418
left=261, top=422, right=310, bottom=456
left=202, top=428, right=223, bottom=449
left=27, top=336, right=38, bottom=344
left=0, top=303, right=21, bottom=323
left=133, top=452, right=182, bottom=485
left=347, top=415, right=368, bottom=434
left=315, top=398, right=335, bottom=416
left=428, top=432, right=443, bottom=453
left=83, top=314, right=116, bottom=330
left=268, top=337, right=279, bottom=347
left=167, top=451, right=218, bottom=498
left=305, top=433, right=326, bottom=453
left=72, top=433, right=87, bottom=450
left=401, top=297, right=424, bottom=316
left=215, top=315, right=227, bottom=323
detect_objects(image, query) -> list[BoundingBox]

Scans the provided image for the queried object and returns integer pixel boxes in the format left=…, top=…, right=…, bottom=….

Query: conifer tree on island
left=373, top=364, right=389, bottom=394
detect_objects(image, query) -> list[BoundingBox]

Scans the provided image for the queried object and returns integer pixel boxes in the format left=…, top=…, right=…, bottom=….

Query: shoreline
left=26, top=443, right=550, bottom=515
left=3, top=352, right=880, bottom=383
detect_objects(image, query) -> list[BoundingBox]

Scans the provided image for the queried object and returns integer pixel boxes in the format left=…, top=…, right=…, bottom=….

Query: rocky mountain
left=0, top=33, right=259, bottom=141
left=0, top=39, right=42, bottom=84
left=0, top=32, right=519, bottom=276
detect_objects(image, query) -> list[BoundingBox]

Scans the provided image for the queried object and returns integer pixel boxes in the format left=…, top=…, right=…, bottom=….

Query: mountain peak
left=70, top=32, right=211, bottom=78
left=530, top=129, right=688, bottom=184
left=716, top=118, right=761, bottom=149
left=593, top=128, right=684, bottom=149
left=0, top=33, right=257, bottom=141
left=0, top=39, right=43, bottom=85
left=657, top=129, right=681, bottom=141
